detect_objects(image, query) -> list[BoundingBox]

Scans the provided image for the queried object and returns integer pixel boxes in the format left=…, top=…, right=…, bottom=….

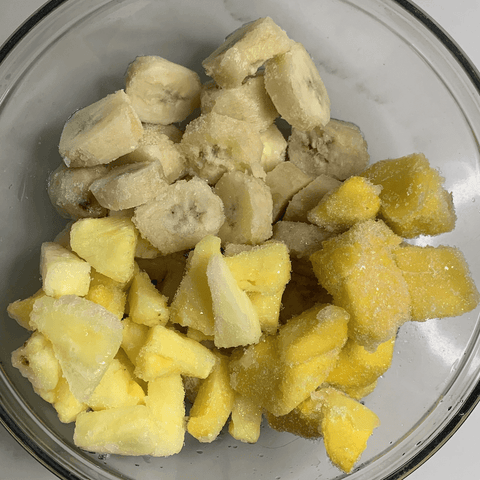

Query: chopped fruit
left=228, top=393, right=262, bottom=443
left=120, top=317, right=150, bottom=365
left=85, top=269, right=127, bottom=319
left=259, top=123, right=287, bottom=172
left=7, top=289, right=46, bottom=330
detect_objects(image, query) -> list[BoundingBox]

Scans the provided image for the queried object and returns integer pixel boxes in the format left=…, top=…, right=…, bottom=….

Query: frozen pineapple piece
left=259, top=123, right=287, bottom=173
left=224, top=241, right=291, bottom=295
left=247, top=288, right=283, bottom=335
left=128, top=270, right=169, bottom=327
left=187, top=352, right=235, bottom=443
left=394, top=245, right=480, bottom=321
left=170, top=235, right=221, bottom=335
left=214, top=170, right=273, bottom=245
left=86, top=269, right=127, bottom=319
left=121, top=317, right=150, bottom=365
left=70, top=217, right=138, bottom=283
left=7, top=289, right=46, bottom=331
left=201, top=73, right=278, bottom=131
left=337, top=380, right=378, bottom=401
left=135, top=325, right=216, bottom=381
left=146, top=375, right=186, bottom=456
left=307, top=176, right=382, bottom=233
left=228, top=393, right=262, bottom=443
left=53, top=376, right=88, bottom=423
left=313, top=387, right=380, bottom=473
left=180, top=112, right=264, bottom=184
left=265, top=162, right=314, bottom=221
left=326, top=336, right=395, bottom=391
left=361, top=153, right=456, bottom=238
left=202, top=17, right=293, bottom=88
left=87, top=358, right=145, bottom=411
left=30, top=295, right=123, bottom=402
left=284, top=174, right=342, bottom=222
left=207, top=253, right=262, bottom=348
left=40, top=242, right=91, bottom=298
left=310, top=220, right=409, bottom=350
left=288, top=119, right=370, bottom=180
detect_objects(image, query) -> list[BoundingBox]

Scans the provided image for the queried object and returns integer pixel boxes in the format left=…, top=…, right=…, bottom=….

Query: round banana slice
left=47, top=163, right=109, bottom=219
left=288, top=119, right=370, bottom=180
left=125, top=55, right=202, bottom=125
left=264, top=42, right=331, bottom=132
left=133, top=177, right=225, bottom=255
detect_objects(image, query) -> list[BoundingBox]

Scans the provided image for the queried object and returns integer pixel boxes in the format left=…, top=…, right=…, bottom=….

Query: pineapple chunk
left=70, top=217, right=138, bottom=283
left=170, top=235, right=221, bottom=335
left=7, top=289, right=46, bottom=330
left=394, top=245, right=480, bottom=321
left=247, top=288, right=283, bottom=335
left=128, top=270, right=169, bottom=327
left=135, top=325, right=216, bottom=381
left=187, top=352, right=235, bottom=443
left=121, top=317, right=150, bottom=365
left=53, top=376, right=87, bottom=423
left=85, top=269, right=127, bottom=319
left=228, top=393, right=262, bottom=443
left=30, top=295, right=123, bottom=402
left=313, top=387, right=380, bottom=473
left=40, top=242, right=91, bottom=298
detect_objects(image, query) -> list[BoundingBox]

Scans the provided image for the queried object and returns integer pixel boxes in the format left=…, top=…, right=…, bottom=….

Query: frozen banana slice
left=264, top=42, right=330, bottom=131
left=202, top=17, right=293, bottom=88
left=133, top=177, right=225, bottom=255
left=125, top=55, right=201, bottom=124
left=259, top=124, right=287, bottom=173
left=59, top=90, right=143, bottom=168
left=200, top=73, right=278, bottom=131
left=214, top=171, right=273, bottom=245
left=90, top=162, right=168, bottom=211
left=181, top=112, right=264, bottom=184
left=288, top=119, right=370, bottom=180
left=47, top=163, right=109, bottom=220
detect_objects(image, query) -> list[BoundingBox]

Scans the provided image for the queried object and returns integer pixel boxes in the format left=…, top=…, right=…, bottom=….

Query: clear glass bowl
left=0, top=1, right=479, bottom=479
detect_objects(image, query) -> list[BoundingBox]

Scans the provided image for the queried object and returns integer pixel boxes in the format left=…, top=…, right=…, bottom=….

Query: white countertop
left=0, top=0, right=479, bottom=479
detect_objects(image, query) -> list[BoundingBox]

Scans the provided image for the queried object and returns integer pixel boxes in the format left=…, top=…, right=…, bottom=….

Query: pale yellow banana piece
left=125, top=55, right=201, bottom=124
left=259, top=124, right=287, bottom=173
left=59, top=90, right=143, bottom=167
left=288, top=119, right=370, bottom=180
left=202, top=17, right=293, bottom=88
left=264, top=42, right=330, bottom=131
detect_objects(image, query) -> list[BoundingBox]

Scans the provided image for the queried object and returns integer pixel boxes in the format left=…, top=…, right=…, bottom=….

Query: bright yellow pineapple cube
left=247, top=288, right=283, bottom=334
left=307, top=176, right=382, bottom=233
left=361, top=153, right=456, bottom=238
left=394, top=245, right=480, bottom=321
left=121, top=317, right=150, bottom=365
left=52, top=376, right=87, bottom=423
left=128, top=270, right=169, bottom=327
left=170, top=235, right=221, bottom=335
left=7, top=288, right=46, bottom=330
left=228, top=393, right=262, bottom=444
left=70, top=217, right=138, bottom=283
left=187, top=352, right=235, bottom=443
left=86, top=269, right=127, bottom=319
left=40, top=242, right=91, bottom=298
left=313, top=386, right=380, bottom=473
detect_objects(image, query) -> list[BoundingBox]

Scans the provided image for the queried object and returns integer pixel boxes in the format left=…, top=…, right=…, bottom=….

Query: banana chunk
left=59, top=90, right=143, bottom=168
left=202, top=17, right=293, bottom=88
left=180, top=112, right=264, bottom=184
left=133, top=177, right=225, bottom=255
left=200, top=73, right=278, bottom=131
left=90, top=162, right=168, bottom=211
left=288, top=119, right=370, bottom=180
left=264, top=42, right=330, bottom=131
left=47, top=163, right=109, bottom=219
left=125, top=55, right=202, bottom=125
left=259, top=124, right=287, bottom=173
left=214, top=171, right=273, bottom=245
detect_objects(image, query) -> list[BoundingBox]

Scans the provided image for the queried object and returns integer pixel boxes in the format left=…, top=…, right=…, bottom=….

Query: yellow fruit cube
left=187, top=352, right=235, bottom=443
left=86, top=269, right=127, bottom=319
left=307, top=176, right=382, bottom=232
left=128, top=270, right=169, bottom=327
left=40, top=242, right=91, bottom=298
left=247, top=288, right=283, bottom=335
left=394, top=245, right=480, bottom=321
left=228, top=393, right=262, bottom=444
left=70, top=217, right=138, bottom=283
left=7, top=289, right=46, bottom=330
left=53, top=376, right=87, bottom=423
left=121, top=317, right=150, bottom=365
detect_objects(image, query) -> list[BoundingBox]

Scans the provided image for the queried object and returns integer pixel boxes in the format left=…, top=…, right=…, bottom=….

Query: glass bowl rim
left=0, top=1, right=479, bottom=479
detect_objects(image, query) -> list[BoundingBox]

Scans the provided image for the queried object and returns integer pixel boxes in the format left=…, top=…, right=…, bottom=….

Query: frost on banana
left=180, top=112, right=265, bottom=184
left=133, top=177, right=225, bottom=255
left=59, top=90, right=143, bottom=168
left=264, top=42, right=330, bottom=132
left=47, top=163, right=109, bottom=219
left=89, top=162, right=168, bottom=211
left=125, top=55, right=202, bottom=125
left=288, top=119, right=370, bottom=180
left=200, top=73, right=278, bottom=131
left=259, top=124, right=287, bottom=173
left=214, top=171, right=273, bottom=246
left=202, top=17, right=293, bottom=89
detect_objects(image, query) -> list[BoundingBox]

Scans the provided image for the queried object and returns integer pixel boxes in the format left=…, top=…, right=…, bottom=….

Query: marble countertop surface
left=0, top=0, right=479, bottom=478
